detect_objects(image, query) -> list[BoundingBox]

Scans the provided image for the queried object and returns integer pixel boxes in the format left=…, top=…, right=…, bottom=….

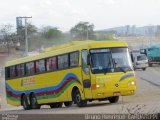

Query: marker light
left=96, top=84, right=105, bottom=88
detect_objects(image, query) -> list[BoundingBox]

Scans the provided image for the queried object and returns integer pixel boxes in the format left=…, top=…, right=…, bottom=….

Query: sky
left=0, top=0, right=160, bottom=32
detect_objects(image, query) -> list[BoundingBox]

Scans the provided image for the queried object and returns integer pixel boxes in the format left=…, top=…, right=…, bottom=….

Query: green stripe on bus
left=7, top=80, right=77, bottom=102
left=37, top=80, right=75, bottom=100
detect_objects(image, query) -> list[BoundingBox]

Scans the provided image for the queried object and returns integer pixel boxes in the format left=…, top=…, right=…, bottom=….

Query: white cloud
left=98, top=0, right=117, bottom=5
left=0, top=0, right=160, bottom=31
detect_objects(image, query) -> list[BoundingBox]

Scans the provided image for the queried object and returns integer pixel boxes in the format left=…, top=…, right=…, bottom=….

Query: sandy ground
left=0, top=68, right=160, bottom=114
left=1, top=37, right=160, bottom=114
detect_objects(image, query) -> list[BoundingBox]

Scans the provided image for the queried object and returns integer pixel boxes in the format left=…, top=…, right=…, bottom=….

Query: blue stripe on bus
left=119, top=73, right=134, bottom=81
left=6, top=73, right=80, bottom=95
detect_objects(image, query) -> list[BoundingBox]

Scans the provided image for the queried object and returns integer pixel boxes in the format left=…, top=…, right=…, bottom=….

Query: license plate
left=114, top=92, right=120, bottom=96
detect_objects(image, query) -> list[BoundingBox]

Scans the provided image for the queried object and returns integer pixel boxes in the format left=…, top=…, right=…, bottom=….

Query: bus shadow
left=79, top=101, right=122, bottom=108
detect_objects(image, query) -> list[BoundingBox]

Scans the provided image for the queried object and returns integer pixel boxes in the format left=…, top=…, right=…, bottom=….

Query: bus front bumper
left=92, top=87, right=136, bottom=99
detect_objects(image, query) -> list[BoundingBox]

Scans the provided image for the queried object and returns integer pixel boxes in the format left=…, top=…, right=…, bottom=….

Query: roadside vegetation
left=0, top=21, right=115, bottom=55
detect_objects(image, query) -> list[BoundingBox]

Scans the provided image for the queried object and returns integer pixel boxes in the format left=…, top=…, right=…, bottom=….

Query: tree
left=17, top=23, right=38, bottom=45
left=41, top=26, right=63, bottom=39
left=0, top=24, right=13, bottom=35
left=96, top=31, right=115, bottom=41
left=0, top=24, right=14, bottom=55
left=70, top=21, right=96, bottom=40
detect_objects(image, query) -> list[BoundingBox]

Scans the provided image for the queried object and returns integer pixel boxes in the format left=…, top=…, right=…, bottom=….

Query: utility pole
left=18, top=16, right=32, bottom=56
left=87, top=29, right=89, bottom=40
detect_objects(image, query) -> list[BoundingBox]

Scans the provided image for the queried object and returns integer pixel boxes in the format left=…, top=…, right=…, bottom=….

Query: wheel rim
left=76, top=94, right=81, bottom=103
left=32, top=97, right=37, bottom=105
left=31, top=94, right=38, bottom=108
left=23, top=99, right=27, bottom=108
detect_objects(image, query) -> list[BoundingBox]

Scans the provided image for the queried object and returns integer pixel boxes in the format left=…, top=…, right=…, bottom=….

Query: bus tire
left=64, top=101, right=73, bottom=107
left=50, top=102, right=63, bottom=108
left=108, top=96, right=119, bottom=103
left=21, top=95, right=30, bottom=110
left=30, top=93, right=40, bottom=109
left=73, top=89, right=87, bottom=107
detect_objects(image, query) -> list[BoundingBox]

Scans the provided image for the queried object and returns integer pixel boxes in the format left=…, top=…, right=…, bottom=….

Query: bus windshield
left=90, top=48, right=133, bottom=74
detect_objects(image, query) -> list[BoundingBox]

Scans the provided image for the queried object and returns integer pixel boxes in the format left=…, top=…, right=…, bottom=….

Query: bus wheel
left=30, top=93, right=40, bottom=109
left=64, top=101, right=73, bottom=107
left=73, top=89, right=87, bottom=107
left=50, top=102, right=63, bottom=108
left=108, top=96, right=119, bottom=103
left=21, top=95, right=30, bottom=110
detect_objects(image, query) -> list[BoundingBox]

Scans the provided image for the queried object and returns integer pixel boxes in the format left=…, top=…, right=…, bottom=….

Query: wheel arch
left=71, top=86, right=79, bottom=102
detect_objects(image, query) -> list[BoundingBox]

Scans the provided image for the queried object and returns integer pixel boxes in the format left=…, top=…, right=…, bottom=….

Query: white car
left=133, top=54, right=148, bottom=71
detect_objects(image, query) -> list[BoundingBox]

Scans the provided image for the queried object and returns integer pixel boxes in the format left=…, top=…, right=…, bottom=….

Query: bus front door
left=81, top=50, right=92, bottom=99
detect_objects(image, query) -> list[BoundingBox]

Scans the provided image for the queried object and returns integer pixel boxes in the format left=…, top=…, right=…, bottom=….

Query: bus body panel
left=5, top=40, right=136, bottom=107
left=6, top=67, right=84, bottom=105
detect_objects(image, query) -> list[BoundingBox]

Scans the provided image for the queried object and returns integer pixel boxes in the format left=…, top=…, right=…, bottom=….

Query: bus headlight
left=96, top=84, right=100, bottom=88
left=128, top=81, right=135, bottom=85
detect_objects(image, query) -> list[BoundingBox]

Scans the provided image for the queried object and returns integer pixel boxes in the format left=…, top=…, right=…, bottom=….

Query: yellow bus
left=5, top=40, right=136, bottom=110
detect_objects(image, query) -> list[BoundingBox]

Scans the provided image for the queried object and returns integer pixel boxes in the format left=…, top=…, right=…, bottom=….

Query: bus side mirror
left=87, top=54, right=90, bottom=65
left=130, top=53, right=134, bottom=62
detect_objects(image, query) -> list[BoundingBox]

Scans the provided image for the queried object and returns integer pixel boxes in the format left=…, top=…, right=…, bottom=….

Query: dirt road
left=0, top=67, right=160, bottom=115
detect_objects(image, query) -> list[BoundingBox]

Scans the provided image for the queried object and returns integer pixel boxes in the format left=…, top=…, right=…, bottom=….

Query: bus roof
left=5, top=40, right=128, bottom=67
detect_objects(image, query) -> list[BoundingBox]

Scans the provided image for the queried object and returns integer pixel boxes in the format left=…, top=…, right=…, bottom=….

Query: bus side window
left=63, top=54, right=69, bottom=68
left=39, top=59, right=46, bottom=72
left=16, top=64, right=25, bottom=77
left=26, top=62, right=36, bottom=75
left=16, top=65, right=21, bottom=77
left=82, top=50, right=89, bottom=74
left=58, top=56, right=63, bottom=69
left=21, top=64, right=25, bottom=76
left=70, top=52, right=79, bottom=67
left=30, top=62, right=35, bottom=75
left=36, top=61, right=40, bottom=73
left=46, top=57, right=57, bottom=71
left=46, top=59, right=50, bottom=71
left=58, top=54, right=69, bottom=69
left=10, top=66, right=16, bottom=78
left=26, top=63, right=30, bottom=75
left=5, top=67, right=10, bottom=79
